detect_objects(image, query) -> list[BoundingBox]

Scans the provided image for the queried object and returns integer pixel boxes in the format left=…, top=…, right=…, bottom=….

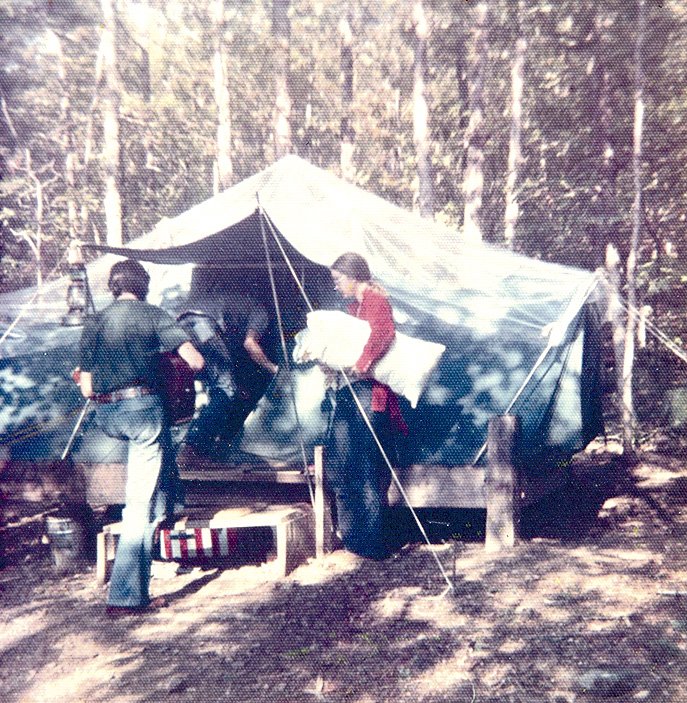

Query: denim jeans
left=95, top=394, right=179, bottom=607
left=326, top=381, right=393, bottom=560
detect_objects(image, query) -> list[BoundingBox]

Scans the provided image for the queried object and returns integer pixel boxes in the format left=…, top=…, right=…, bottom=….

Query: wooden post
left=314, top=445, right=326, bottom=558
left=485, top=415, right=520, bottom=552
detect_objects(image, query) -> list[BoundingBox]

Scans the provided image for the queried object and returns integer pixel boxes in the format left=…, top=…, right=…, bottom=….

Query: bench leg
left=96, top=529, right=118, bottom=584
left=96, top=531, right=108, bottom=584
left=275, top=512, right=315, bottom=577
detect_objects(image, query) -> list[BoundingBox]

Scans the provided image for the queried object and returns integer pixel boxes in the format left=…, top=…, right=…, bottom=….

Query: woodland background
left=1, top=0, right=686, bottom=437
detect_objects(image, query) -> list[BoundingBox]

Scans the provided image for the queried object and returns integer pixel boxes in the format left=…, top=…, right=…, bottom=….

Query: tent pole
left=256, top=196, right=316, bottom=507
left=258, top=206, right=455, bottom=594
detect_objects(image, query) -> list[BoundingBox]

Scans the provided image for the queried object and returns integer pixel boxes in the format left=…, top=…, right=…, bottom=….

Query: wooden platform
left=4, top=416, right=563, bottom=558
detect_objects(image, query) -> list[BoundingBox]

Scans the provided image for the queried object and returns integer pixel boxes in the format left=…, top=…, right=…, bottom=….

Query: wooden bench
left=96, top=505, right=315, bottom=584
left=95, top=447, right=333, bottom=583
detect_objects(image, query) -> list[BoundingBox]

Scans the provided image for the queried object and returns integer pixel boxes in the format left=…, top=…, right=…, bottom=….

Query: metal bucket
left=45, top=516, right=85, bottom=573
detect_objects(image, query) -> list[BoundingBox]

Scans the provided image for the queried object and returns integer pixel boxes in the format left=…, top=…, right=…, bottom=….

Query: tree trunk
left=589, top=11, right=620, bottom=268
left=24, top=149, right=43, bottom=289
left=339, top=10, right=355, bottom=181
left=211, top=0, right=233, bottom=193
left=503, top=3, right=525, bottom=249
left=462, top=1, right=490, bottom=242
left=101, top=0, right=123, bottom=247
left=412, top=1, right=433, bottom=218
left=453, top=23, right=470, bottom=208
left=55, top=33, right=79, bottom=241
left=622, top=0, right=646, bottom=458
left=272, top=0, right=292, bottom=161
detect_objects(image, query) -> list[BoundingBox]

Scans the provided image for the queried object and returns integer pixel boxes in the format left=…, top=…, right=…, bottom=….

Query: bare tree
left=503, top=2, right=525, bottom=248
left=272, top=0, right=292, bottom=160
left=54, top=32, right=79, bottom=242
left=621, top=0, right=646, bottom=459
left=211, top=0, right=233, bottom=193
left=412, top=1, right=434, bottom=218
left=339, top=10, right=355, bottom=181
left=100, top=0, right=124, bottom=246
left=462, top=1, right=490, bottom=242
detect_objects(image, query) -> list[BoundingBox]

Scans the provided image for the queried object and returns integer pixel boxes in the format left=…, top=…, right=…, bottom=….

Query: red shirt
left=348, top=286, right=407, bottom=433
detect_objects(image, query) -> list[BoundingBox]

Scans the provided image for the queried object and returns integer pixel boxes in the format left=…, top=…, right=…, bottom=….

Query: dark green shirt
left=79, top=299, right=189, bottom=394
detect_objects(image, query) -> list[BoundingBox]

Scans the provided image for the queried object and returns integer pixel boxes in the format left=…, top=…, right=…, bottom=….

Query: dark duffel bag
left=158, top=352, right=196, bottom=425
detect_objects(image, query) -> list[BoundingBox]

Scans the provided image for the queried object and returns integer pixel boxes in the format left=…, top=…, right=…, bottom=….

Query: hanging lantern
left=63, top=241, right=87, bottom=326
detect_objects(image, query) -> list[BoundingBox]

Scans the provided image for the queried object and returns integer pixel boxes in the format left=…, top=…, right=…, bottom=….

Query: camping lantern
left=62, top=241, right=87, bottom=326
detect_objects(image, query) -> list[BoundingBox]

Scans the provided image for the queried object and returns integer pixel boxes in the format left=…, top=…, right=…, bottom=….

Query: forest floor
left=3, top=436, right=687, bottom=702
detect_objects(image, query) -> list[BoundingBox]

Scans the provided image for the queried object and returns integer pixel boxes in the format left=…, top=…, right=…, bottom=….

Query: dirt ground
left=3, top=442, right=687, bottom=703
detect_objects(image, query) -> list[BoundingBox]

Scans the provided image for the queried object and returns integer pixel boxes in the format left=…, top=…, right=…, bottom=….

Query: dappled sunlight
left=0, top=609, right=49, bottom=655
left=369, top=586, right=424, bottom=619
left=400, top=592, right=466, bottom=629
left=7, top=447, right=687, bottom=702
left=413, top=645, right=474, bottom=698
left=634, top=463, right=687, bottom=489
left=22, top=642, right=137, bottom=703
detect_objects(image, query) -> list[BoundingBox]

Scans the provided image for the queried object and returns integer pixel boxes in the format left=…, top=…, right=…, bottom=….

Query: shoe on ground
left=105, top=596, right=168, bottom=618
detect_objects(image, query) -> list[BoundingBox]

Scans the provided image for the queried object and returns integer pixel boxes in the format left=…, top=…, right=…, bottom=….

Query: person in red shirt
left=327, top=252, right=406, bottom=559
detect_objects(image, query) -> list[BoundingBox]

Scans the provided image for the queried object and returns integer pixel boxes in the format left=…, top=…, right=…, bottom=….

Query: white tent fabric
left=0, top=156, right=609, bottom=468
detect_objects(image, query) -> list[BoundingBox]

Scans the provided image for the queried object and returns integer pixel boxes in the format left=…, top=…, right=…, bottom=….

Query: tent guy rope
left=259, top=206, right=455, bottom=594
left=257, top=197, right=315, bottom=508
left=0, top=248, right=69, bottom=352
left=471, top=276, right=601, bottom=465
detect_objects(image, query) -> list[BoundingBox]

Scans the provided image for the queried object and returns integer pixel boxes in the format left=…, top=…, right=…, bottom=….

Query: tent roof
left=1, top=155, right=602, bottom=347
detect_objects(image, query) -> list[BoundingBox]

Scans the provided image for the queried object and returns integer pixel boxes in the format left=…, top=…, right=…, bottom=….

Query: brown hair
left=331, top=252, right=371, bottom=282
left=108, top=259, right=150, bottom=300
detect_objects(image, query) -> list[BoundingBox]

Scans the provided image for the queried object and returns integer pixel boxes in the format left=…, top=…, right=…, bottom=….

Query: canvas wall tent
left=0, top=156, right=609, bottom=488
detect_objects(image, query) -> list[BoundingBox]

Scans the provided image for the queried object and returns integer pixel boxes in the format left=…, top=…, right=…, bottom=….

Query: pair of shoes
left=105, top=596, right=168, bottom=618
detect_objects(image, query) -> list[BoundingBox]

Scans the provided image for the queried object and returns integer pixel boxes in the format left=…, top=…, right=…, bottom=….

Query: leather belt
left=92, top=385, right=154, bottom=404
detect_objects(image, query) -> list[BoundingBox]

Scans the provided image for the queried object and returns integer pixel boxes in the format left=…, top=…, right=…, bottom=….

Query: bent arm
left=354, top=293, right=395, bottom=374
left=177, top=341, right=205, bottom=371
left=244, top=330, right=278, bottom=374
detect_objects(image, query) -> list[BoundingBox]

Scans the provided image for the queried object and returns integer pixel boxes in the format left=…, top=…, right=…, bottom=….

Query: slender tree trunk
left=84, top=37, right=104, bottom=168
left=462, top=1, right=490, bottom=242
left=55, top=34, right=79, bottom=241
left=453, top=22, right=470, bottom=210
left=23, top=149, right=43, bottom=288
left=590, top=11, right=620, bottom=267
left=339, top=10, right=355, bottom=181
left=211, top=0, right=233, bottom=193
left=412, top=1, right=434, bottom=218
left=385, top=83, right=402, bottom=184
left=272, top=0, right=292, bottom=160
left=304, top=58, right=315, bottom=162
left=503, top=4, right=525, bottom=248
left=100, top=0, right=123, bottom=246
left=622, top=0, right=646, bottom=458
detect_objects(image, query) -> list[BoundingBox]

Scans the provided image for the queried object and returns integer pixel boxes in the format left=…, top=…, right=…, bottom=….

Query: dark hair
left=331, top=252, right=371, bottom=282
left=108, top=259, right=150, bottom=300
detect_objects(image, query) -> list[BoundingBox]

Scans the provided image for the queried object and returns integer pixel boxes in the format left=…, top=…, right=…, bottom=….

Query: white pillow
left=293, top=310, right=445, bottom=408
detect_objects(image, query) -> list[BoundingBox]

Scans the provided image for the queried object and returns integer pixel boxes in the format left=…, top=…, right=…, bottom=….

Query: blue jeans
left=95, top=394, right=180, bottom=607
left=326, top=381, right=393, bottom=560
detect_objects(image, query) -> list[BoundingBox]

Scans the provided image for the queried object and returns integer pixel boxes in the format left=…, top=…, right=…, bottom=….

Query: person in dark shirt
left=78, top=259, right=203, bottom=615
left=180, top=294, right=279, bottom=458
left=222, top=295, right=279, bottom=396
